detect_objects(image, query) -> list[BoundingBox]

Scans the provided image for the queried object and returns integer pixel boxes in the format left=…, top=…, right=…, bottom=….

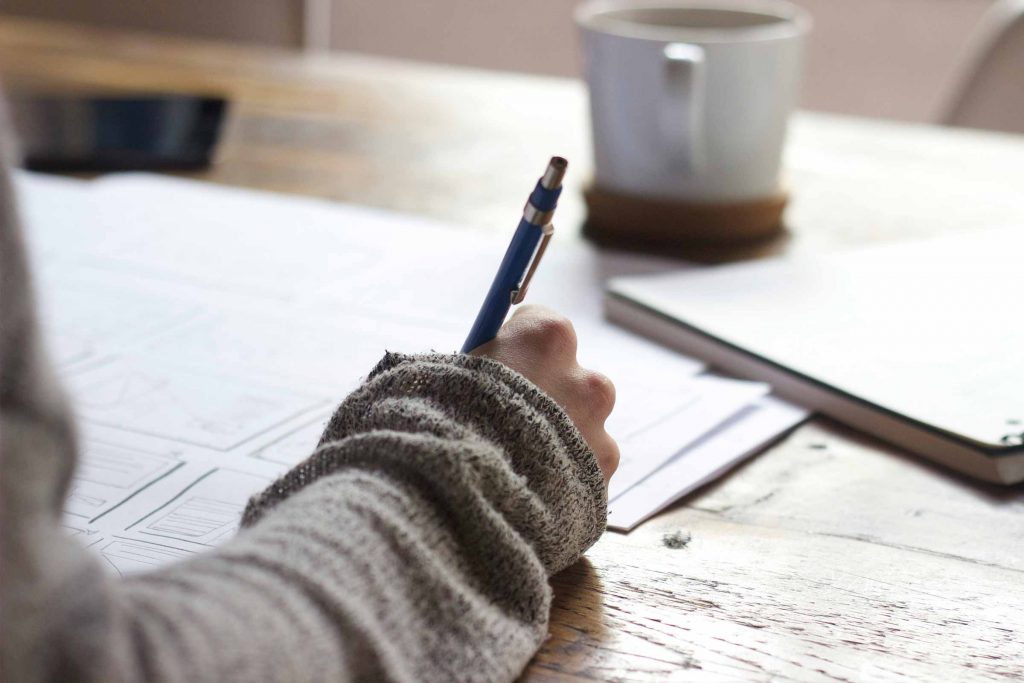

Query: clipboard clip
left=510, top=223, right=555, bottom=305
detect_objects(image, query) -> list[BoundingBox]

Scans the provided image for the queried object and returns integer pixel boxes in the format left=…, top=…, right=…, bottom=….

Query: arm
left=0, top=110, right=617, bottom=681
left=4, top=327, right=612, bottom=683
left=118, top=347, right=610, bottom=682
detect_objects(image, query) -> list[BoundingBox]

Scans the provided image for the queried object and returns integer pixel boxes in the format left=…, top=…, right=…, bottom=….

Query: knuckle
left=604, top=437, right=621, bottom=475
left=583, top=370, right=616, bottom=415
left=590, top=433, right=619, bottom=480
left=531, top=315, right=577, bottom=357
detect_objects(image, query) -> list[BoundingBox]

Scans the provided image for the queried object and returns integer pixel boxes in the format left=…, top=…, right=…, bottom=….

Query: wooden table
left=3, top=17, right=1024, bottom=682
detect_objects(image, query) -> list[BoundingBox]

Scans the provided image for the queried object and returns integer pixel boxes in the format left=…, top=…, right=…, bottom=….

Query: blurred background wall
left=0, top=0, right=306, bottom=47
left=0, top=0, right=997, bottom=123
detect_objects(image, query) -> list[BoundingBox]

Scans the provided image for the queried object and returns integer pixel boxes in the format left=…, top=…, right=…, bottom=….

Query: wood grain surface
left=2, top=17, right=1023, bottom=682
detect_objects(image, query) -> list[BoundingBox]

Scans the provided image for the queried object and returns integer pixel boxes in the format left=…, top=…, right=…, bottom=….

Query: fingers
left=588, top=431, right=621, bottom=485
left=469, top=305, right=619, bottom=484
left=582, top=368, right=617, bottom=422
left=476, top=305, right=577, bottom=379
left=506, top=305, right=578, bottom=363
left=561, top=368, right=619, bottom=484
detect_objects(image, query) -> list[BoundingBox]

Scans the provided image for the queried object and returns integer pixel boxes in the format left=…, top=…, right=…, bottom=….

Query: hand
left=470, top=305, right=619, bottom=484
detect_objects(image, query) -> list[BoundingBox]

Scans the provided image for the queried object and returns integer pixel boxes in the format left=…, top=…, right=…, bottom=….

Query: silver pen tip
left=540, top=156, right=568, bottom=190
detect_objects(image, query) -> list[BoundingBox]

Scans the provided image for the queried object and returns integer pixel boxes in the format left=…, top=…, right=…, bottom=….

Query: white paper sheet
left=65, top=356, right=328, bottom=451
left=14, top=172, right=802, bottom=571
left=607, top=376, right=769, bottom=500
left=64, top=441, right=183, bottom=519
left=607, top=397, right=808, bottom=531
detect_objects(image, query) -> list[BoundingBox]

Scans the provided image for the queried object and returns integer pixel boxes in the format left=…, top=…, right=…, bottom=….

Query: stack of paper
left=17, top=172, right=806, bottom=575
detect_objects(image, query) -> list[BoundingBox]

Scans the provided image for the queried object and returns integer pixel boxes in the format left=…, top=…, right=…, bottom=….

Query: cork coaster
left=583, top=183, right=789, bottom=256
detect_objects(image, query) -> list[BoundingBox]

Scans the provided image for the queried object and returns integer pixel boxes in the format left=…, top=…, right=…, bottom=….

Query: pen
left=461, top=156, right=567, bottom=353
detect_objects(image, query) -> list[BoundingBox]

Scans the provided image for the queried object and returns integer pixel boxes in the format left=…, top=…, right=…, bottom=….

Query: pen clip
left=510, top=223, right=555, bottom=305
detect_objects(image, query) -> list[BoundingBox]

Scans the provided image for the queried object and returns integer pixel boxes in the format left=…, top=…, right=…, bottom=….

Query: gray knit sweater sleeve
left=114, top=353, right=607, bottom=682
left=0, top=121, right=607, bottom=681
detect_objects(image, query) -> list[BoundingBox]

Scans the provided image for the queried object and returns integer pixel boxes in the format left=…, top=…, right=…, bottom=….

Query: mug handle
left=661, top=42, right=706, bottom=172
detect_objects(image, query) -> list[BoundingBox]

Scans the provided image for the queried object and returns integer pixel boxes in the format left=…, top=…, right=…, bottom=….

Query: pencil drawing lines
left=131, top=468, right=271, bottom=547
left=64, top=443, right=182, bottom=520
left=146, top=497, right=241, bottom=540
left=68, top=360, right=326, bottom=450
left=75, top=443, right=179, bottom=489
left=79, top=370, right=170, bottom=410
left=61, top=522, right=102, bottom=542
left=251, top=413, right=331, bottom=466
left=99, top=539, right=195, bottom=578
left=64, top=487, right=108, bottom=516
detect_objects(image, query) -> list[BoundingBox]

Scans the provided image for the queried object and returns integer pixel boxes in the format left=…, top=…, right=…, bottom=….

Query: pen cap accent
left=529, top=157, right=568, bottom=213
left=541, top=157, right=568, bottom=190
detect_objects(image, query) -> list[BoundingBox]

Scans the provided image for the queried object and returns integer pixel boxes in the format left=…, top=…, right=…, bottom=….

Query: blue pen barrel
left=528, top=182, right=561, bottom=213
left=461, top=218, right=543, bottom=353
left=460, top=157, right=566, bottom=353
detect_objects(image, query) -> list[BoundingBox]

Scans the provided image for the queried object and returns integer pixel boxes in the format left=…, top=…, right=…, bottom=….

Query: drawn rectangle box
left=66, top=358, right=326, bottom=451
left=99, top=539, right=194, bottom=577
left=64, top=443, right=181, bottom=519
left=133, top=468, right=271, bottom=547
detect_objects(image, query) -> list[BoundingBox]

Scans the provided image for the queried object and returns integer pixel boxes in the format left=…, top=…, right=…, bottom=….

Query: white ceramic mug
left=577, top=0, right=810, bottom=203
